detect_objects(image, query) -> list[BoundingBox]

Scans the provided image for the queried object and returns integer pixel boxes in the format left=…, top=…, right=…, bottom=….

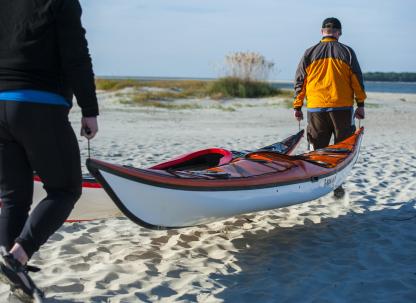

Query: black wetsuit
left=0, top=0, right=98, bottom=258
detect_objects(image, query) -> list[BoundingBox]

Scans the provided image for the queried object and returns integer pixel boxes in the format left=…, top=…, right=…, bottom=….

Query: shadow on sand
left=209, top=201, right=416, bottom=303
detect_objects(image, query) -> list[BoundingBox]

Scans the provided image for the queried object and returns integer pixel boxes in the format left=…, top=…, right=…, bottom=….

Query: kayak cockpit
left=149, top=148, right=233, bottom=171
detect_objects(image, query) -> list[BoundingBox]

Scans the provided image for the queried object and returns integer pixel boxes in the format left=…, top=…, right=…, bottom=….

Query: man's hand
left=354, top=107, right=365, bottom=119
left=81, top=116, right=98, bottom=139
left=294, top=109, right=303, bottom=121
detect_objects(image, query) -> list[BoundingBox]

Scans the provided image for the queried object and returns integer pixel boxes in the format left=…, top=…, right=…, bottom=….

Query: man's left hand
left=294, top=109, right=304, bottom=121
left=354, top=107, right=365, bottom=119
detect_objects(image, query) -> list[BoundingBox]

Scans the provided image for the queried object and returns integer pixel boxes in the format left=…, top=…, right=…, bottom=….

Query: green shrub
left=208, top=77, right=280, bottom=98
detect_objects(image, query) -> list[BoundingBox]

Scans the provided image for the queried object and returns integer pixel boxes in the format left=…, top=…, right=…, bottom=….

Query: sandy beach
left=1, top=90, right=416, bottom=302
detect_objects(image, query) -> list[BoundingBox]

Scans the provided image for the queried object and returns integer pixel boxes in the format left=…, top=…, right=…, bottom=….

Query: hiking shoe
left=0, top=247, right=44, bottom=303
left=333, top=185, right=345, bottom=199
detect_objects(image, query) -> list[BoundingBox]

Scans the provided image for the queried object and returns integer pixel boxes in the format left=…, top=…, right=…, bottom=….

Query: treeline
left=363, top=72, right=416, bottom=82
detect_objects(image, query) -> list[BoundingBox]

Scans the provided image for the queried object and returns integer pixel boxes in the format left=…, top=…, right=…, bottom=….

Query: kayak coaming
left=87, top=128, right=363, bottom=229
left=149, top=148, right=233, bottom=170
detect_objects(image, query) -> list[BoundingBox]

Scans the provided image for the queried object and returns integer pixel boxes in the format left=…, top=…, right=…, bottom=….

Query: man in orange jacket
left=293, top=17, right=366, bottom=198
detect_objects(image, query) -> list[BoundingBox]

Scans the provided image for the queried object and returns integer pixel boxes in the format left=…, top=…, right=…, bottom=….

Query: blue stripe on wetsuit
left=0, top=90, right=69, bottom=107
left=307, top=106, right=352, bottom=112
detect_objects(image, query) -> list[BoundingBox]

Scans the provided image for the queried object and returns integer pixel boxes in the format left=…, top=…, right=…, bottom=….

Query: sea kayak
left=86, top=129, right=364, bottom=229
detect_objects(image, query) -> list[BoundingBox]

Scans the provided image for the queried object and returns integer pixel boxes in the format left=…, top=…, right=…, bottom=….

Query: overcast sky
left=79, top=0, right=416, bottom=80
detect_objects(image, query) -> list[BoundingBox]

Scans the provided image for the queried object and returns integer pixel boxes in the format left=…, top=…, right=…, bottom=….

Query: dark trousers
left=307, top=109, right=355, bottom=149
left=0, top=101, right=81, bottom=258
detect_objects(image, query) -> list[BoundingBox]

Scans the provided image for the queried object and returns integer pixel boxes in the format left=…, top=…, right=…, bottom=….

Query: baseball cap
left=322, top=17, right=342, bottom=29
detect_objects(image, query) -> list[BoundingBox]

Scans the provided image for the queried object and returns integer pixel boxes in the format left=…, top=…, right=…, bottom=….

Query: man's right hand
left=354, top=107, right=365, bottom=119
left=294, top=109, right=303, bottom=121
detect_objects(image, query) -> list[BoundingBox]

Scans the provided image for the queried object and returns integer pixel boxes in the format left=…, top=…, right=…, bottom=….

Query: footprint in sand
left=47, top=283, right=85, bottom=293
left=69, top=263, right=91, bottom=272
left=150, top=285, right=178, bottom=298
left=123, top=254, right=142, bottom=261
left=151, top=235, right=171, bottom=246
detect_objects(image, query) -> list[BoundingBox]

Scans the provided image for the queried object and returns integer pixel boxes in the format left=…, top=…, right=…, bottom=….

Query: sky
left=80, top=0, right=416, bottom=80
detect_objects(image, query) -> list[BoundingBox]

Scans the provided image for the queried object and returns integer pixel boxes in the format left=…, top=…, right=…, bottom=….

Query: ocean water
left=362, top=81, right=416, bottom=94
left=272, top=81, right=416, bottom=94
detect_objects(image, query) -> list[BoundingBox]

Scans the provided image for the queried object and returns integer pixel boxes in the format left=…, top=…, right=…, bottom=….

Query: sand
left=1, top=90, right=415, bottom=302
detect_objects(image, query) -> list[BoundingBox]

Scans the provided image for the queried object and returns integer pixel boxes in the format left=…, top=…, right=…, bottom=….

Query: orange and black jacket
left=293, top=37, right=366, bottom=110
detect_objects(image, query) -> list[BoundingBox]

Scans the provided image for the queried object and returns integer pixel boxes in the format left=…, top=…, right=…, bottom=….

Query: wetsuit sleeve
left=56, top=0, right=99, bottom=117
left=293, top=52, right=308, bottom=110
left=350, top=49, right=366, bottom=105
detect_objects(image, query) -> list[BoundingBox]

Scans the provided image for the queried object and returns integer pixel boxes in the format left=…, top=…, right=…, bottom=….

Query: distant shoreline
left=96, top=75, right=416, bottom=84
left=95, top=76, right=416, bottom=94
left=363, top=72, right=416, bottom=82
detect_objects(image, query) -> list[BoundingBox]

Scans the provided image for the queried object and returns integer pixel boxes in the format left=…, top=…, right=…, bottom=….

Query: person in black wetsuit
left=0, top=0, right=99, bottom=300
